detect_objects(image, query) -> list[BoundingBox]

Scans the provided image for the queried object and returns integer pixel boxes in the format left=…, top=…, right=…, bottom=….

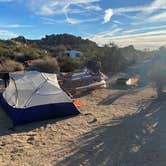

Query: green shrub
left=57, top=55, right=78, bottom=72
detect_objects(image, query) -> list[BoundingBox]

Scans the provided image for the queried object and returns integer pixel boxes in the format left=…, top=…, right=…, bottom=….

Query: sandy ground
left=1, top=83, right=166, bottom=166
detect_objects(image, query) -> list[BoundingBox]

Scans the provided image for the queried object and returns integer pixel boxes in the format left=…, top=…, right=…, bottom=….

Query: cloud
left=90, top=28, right=166, bottom=49
left=110, top=30, right=166, bottom=40
left=145, top=0, right=166, bottom=14
left=96, top=28, right=122, bottom=38
left=29, top=0, right=100, bottom=15
left=40, top=5, right=55, bottom=15
left=148, top=12, right=166, bottom=23
left=113, top=20, right=122, bottom=25
left=83, top=5, right=101, bottom=11
left=0, top=30, right=17, bottom=39
left=103, top=0, right=166, bottom=23
left=0, top=24, right=34, bottom=28
left=66, top=17, right=99, bottom=24
left=111, top=34, right=166, bottom=50
left=103, top=8, right=113, bottom=23
left=0, top=0, right=14, bottom=2
left=27, top=0, right=101, bottom=24
left=90, top=27, right=122, bottom=45
left=113, top=0, right=166, bottom=15
left=123, top=25, right=166, bottom=34
left=40, top=17, right=64, bottom=24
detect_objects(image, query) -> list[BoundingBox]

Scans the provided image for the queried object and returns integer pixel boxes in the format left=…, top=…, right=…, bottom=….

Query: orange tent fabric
left=73, top=100, right=86, bottom=107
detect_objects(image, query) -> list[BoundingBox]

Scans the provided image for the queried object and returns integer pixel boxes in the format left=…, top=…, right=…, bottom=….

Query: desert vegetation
left=0, top=34, right=165, bottom=74
left=0, top=58, right=24, bottom=72
left=148, top=55, right=166, bottom=98
left=29, top=57, right=59, bottom=73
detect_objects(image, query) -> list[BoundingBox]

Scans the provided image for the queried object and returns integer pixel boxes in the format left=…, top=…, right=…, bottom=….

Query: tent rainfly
left=0, top=71, right=79, bottom=125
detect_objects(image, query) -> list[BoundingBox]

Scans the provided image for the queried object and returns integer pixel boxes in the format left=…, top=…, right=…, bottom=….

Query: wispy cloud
left=148, top=12, right=166, bottom=23
left=0, top=0, right=14, bottom=2
left=83, top=4, right=101, bottom=11
left=123, top=25, right=166, bottom=34
left=0, top=29, right=17, bottom=39
left=0, top=24, right=34, bottom=28
left=145, top=0, right=166, bottom=14
left=90, top=26, right=122, bottom=45
left=40, top=17, right=64, bottom=24
left=111, top=34, right=166, bottom=50
left=28, top=0, right=101, bottom=24
left=39, top=5, right=55, bottom=15
left=90, top=28, right=166, bottom=49
left=41, top=16, right=100, bottom=25
left=30, top=0, right=101, bottom=15
left=66, top=17, right=99, bottom=24
left=103, top=0, right=166, bottom=23
left=113, top=20, right=123, bottom=25
left=115, top=0, right=166, bottom=15
left=111, top=30, right=166, bottom=40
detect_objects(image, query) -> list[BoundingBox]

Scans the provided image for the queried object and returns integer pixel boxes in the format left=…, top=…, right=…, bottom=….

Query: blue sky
left=0, top=0, right=166, bottom=49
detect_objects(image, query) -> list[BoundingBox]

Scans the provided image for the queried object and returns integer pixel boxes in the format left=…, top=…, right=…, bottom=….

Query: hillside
left=0, top=34, right=165, bottom=73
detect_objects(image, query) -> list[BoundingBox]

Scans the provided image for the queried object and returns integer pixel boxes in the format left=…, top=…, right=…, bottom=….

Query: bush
left=0, top=59, right=24, bottom=72
left=148, top=59, right=166, bottom=97
left=14, top=52, right=44, bottom=62
left=57, top=55, right=78, bottom=72
left=50, top=45, right=66, bottom=57
left=86, top=60, right=101, bottom=73
left=29, top=57, right=59, bottom=73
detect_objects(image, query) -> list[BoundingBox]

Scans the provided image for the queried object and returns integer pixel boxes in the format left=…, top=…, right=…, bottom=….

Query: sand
left=1, top=84, right=165, bottom=166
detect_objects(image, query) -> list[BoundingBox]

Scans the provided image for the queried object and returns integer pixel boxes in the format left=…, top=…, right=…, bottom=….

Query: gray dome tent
left=0, top=71, right=79, bottom=125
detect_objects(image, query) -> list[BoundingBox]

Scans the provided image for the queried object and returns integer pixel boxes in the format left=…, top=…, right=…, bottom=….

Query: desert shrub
left=148, top=59, right=166, bottom=97
left=57, top=55, right=78, bottom=72
left=100, top=47, right=127, bottom=73
left=29, top=57, right=59, bottom=73
left=14, top=53, right=42, bottom=62
left=0, top=59, right=24, bottom=72
left=86, top=60, right=101, bottom=73
left=50, top=45, right=67, bottom=57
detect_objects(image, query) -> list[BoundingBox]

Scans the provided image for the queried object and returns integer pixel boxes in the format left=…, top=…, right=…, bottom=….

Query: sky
left=0, top=0, right=166, bottom=50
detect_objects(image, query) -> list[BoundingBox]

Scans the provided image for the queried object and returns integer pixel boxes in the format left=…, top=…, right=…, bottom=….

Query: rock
left=27, top=136, right=35, bottom=145
left=87, top=117, right=97, bottom=124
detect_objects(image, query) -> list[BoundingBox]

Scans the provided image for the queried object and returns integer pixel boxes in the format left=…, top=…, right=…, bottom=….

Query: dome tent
left=0, top=71, right=79, bottom=125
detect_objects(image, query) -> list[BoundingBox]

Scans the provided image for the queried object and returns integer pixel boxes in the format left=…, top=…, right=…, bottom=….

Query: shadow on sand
left=0, top=107, right=76, bottom=136
left=98, top=88, right=141, bottom=105
left=57, top=99, right=166, bottom=166
left=98, top=92, right=127, bottom=105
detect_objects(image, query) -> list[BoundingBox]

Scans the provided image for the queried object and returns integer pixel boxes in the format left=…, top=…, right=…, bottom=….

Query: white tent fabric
left=3, top=71, right=72, bottom=108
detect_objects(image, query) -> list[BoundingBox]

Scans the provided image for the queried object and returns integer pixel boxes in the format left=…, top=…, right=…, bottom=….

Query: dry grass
left=29, top=57, right=59, bottom=73
left=0, top=59, right=24, bottom=72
